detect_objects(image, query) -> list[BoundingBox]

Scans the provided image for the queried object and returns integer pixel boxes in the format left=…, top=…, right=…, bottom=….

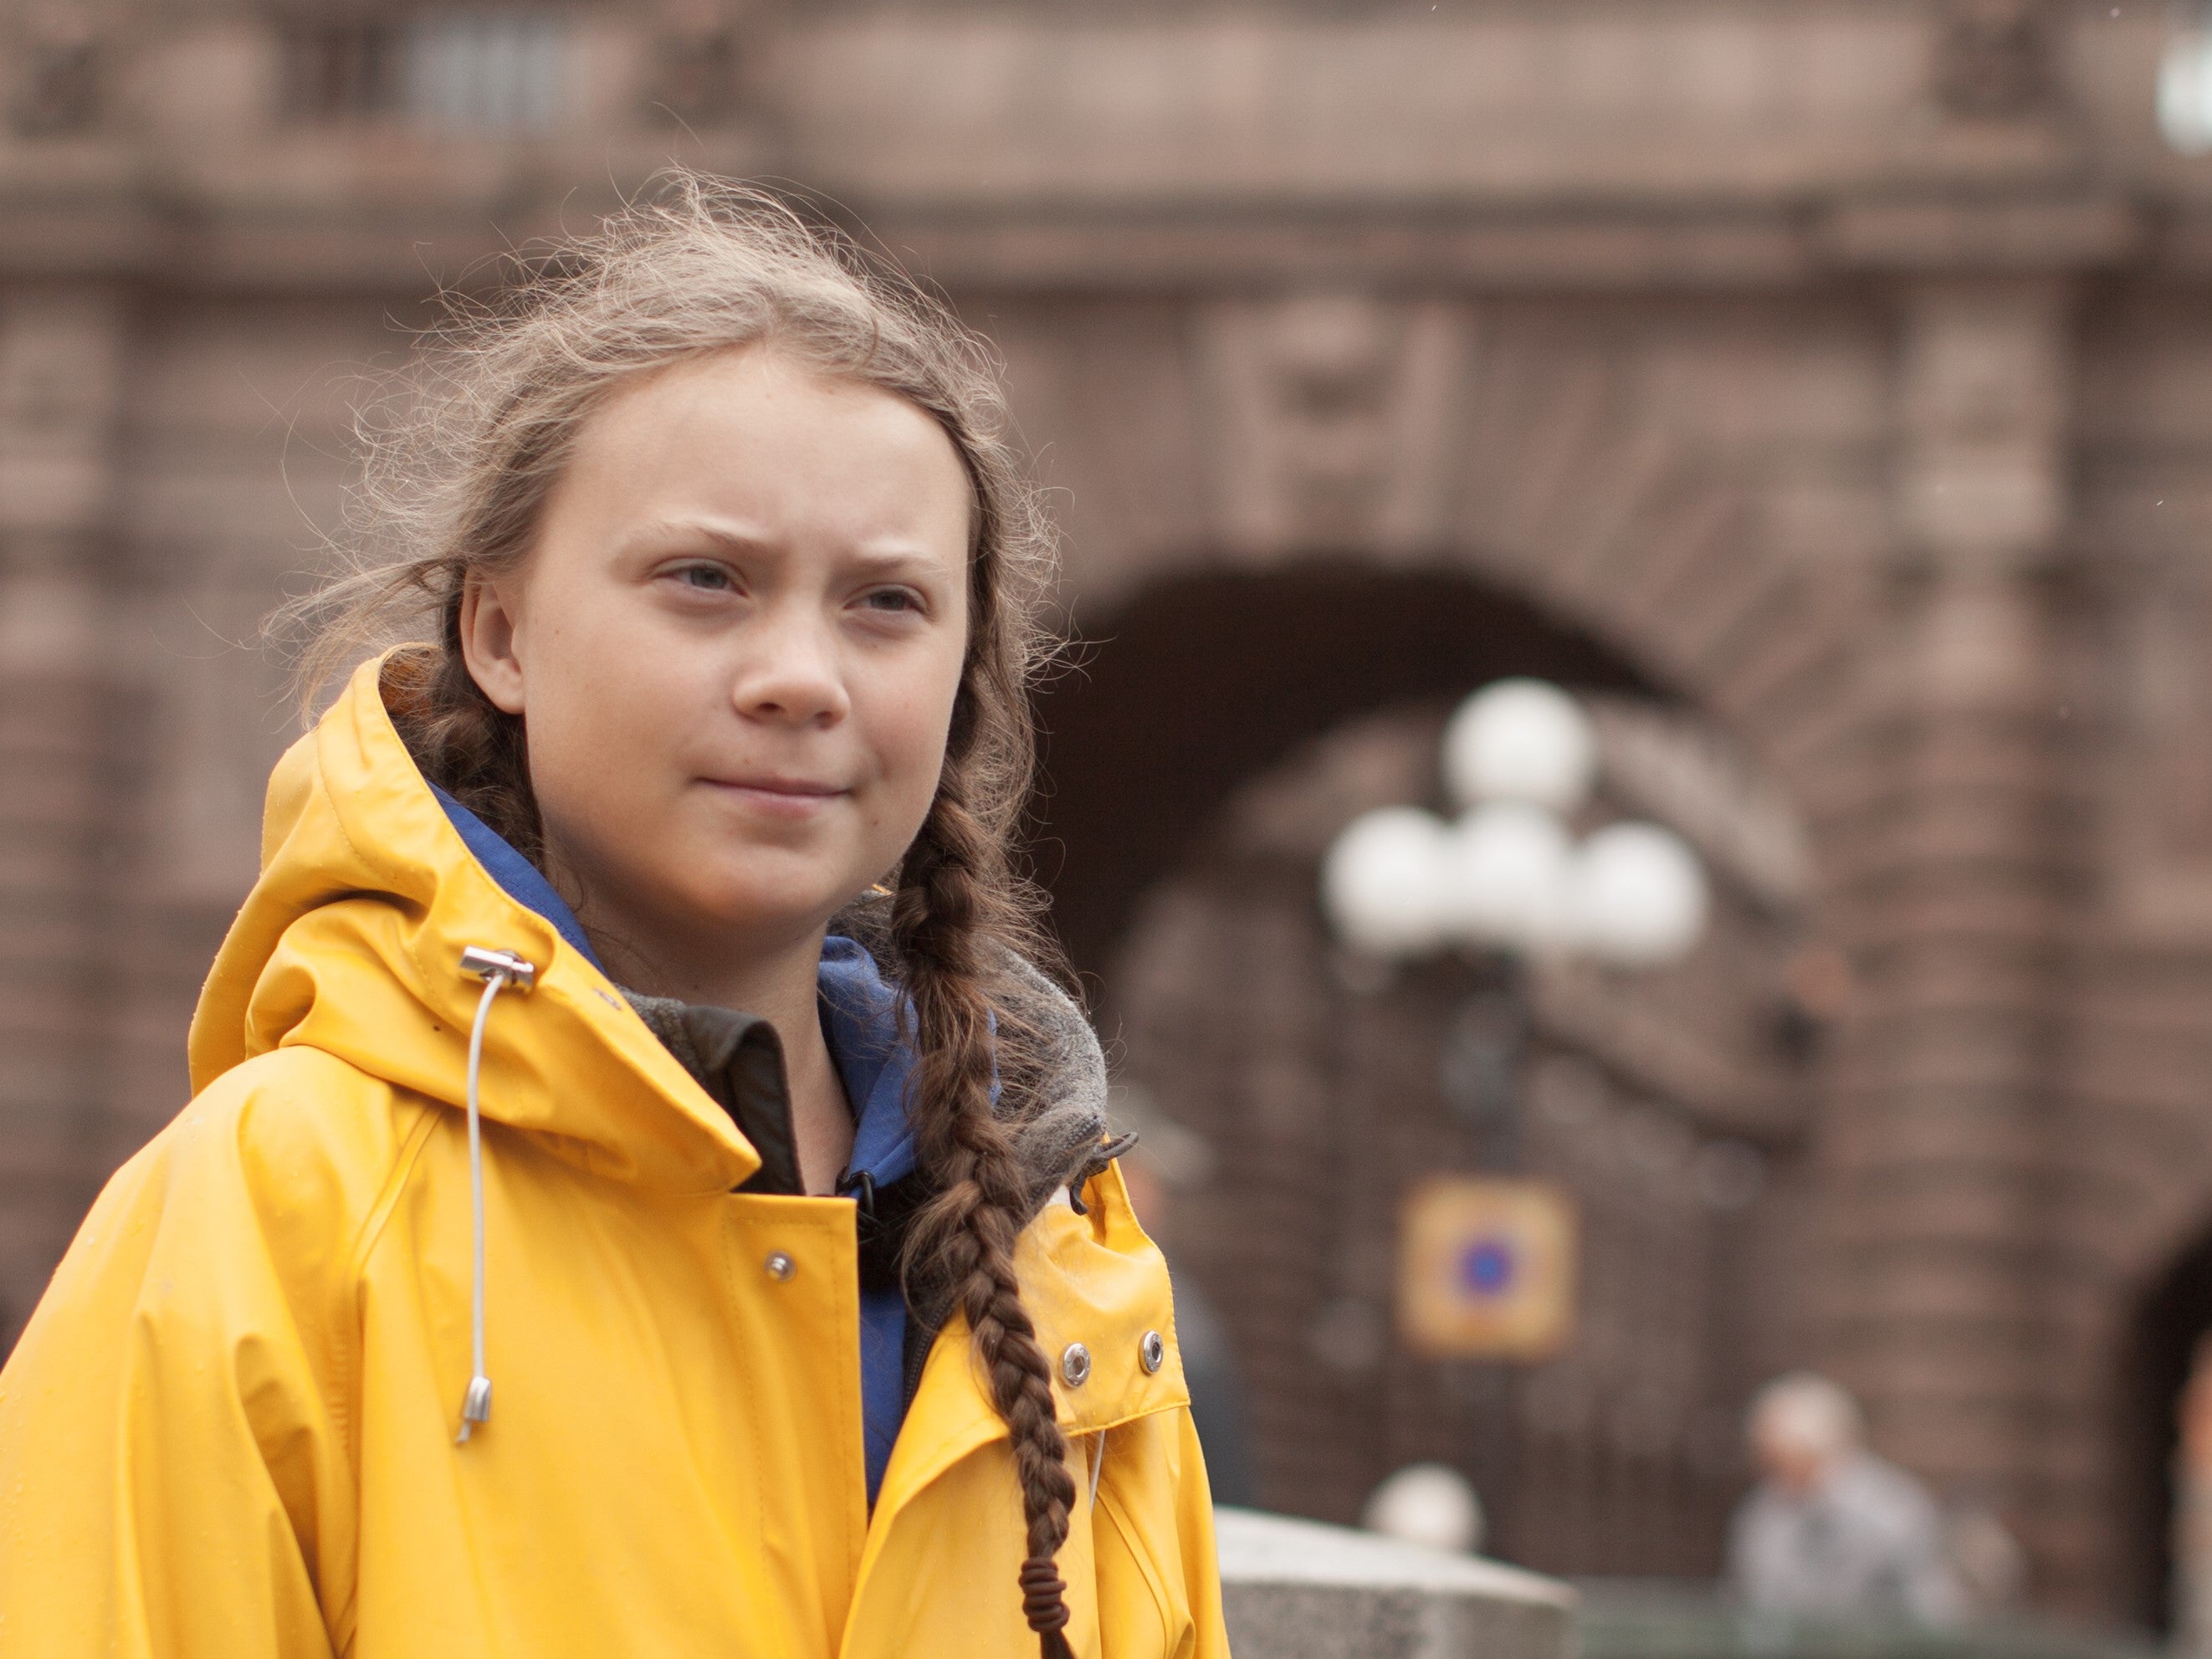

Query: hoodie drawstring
left=455, top=945, right=535, bottom=1445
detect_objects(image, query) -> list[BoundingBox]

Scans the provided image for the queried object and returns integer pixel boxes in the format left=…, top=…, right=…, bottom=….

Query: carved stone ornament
left=648, top=0, right=764, bottom=126
left=1196, top=292, right=1472, bottom=560
left=9, top=7, right=100, bottom=139
left=1933, top=0, right=2055, bottom=120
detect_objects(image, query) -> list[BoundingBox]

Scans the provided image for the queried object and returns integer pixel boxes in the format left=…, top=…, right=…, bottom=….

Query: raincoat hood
left=190, top=658, right=755, bottom=1195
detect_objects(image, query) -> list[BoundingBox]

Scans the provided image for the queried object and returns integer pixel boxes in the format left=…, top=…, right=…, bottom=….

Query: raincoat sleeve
left=0, top=1054, right=380, bottom=1656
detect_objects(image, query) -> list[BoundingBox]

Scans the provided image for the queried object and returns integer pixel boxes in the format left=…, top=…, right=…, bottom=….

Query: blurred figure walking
left=1728, top=1373, right=1961, bottom=1623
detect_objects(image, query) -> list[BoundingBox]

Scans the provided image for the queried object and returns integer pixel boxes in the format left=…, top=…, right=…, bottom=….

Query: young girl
left=0, top=177, right=1226, bottom=1657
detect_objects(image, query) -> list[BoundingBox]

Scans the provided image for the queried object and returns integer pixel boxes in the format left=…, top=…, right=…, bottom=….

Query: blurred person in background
left=1361, top=1462, right=1485, bottom=1556
left=0, top=177, right=1225, bottom=1659
left=1110, top=1083, right=1258, bottom=1508
left=1728, top=1371, right=1961, bottom=1624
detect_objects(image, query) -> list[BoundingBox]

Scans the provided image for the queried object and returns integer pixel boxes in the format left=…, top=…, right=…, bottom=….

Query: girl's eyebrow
left=618, top=519, right=952, bottom=579
left=616, top=518, right=775, bottom=558
left=842, top=545, right=954, bottom=581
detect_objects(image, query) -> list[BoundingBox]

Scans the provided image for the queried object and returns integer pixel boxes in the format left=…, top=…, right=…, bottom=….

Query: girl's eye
left=673, top=564, right=735, bottom=592
left=861, top=588, right=922, bottom=615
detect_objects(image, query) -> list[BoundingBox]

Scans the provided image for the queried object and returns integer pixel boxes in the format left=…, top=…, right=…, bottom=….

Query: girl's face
left=461, top=347, right=973, bottom=970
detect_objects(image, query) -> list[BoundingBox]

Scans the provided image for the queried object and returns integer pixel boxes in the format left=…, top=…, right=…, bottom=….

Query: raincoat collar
left=429, top=781, right=603, bottom=971
left=866, top=1159, right=1192, bottom=1540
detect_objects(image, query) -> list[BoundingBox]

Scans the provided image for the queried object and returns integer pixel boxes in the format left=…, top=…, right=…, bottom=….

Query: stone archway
left=1011, top=300, right=1870, bottom=1561
left=1022, top=294, right=1875, bottom=975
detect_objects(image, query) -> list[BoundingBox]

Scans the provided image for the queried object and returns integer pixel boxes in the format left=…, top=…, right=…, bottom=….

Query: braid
left=895, top=772, right=1078, bottom=1659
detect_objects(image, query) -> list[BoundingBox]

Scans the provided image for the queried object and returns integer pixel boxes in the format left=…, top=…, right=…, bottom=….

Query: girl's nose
left=730, top=608, right=851, bottom=726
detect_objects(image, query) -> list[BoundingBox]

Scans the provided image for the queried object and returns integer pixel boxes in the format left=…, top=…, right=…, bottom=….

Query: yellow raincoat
left=0, top=660, right=1227, bottom=1657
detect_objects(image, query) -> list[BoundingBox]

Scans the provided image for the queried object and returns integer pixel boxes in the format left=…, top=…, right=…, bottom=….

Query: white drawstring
left=455, top=946, right=535, bottom=1446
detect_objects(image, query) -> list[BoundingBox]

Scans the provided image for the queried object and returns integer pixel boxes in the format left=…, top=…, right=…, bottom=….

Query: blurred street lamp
left=2163, top=5, right=2212, bottom=155
left=1322, top=678, right=1710, bottom=975
left=1441, top=676, right=1596, bottom=814
left=1323, top=678, right=1714, bottom=1553
left=1323, top=680, right=1713, bottom=1168
left=1571, top=822, right=1709, bottom=968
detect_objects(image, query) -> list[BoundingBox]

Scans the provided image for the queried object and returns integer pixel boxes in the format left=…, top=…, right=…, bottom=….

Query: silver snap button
left=1140, top=1329, right=1165, bottom=1374
left=765, top=1250, right=795, bottom=1282
left=1060, top=1342, right=1092, bottom=1387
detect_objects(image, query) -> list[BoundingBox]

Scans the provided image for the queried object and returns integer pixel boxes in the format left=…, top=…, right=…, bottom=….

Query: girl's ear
left=458, top=574, right=528, bottom=716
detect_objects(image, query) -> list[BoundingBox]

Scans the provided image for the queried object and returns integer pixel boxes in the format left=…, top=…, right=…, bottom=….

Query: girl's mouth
left=702, top=775, right=848, bottom=817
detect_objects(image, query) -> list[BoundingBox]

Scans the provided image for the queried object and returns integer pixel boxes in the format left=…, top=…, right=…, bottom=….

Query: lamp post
left=1319, top=679, right=1712, bottom=1551
left=1321, top=678, right=1712, bottom=1162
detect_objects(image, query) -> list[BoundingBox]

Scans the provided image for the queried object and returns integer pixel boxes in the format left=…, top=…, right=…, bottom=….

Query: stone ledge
left=1216, top=1507, right=1575, bottom=1659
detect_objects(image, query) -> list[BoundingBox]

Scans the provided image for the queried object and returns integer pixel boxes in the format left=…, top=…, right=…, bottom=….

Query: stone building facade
left=8, top=0, right=2212, bottom=1623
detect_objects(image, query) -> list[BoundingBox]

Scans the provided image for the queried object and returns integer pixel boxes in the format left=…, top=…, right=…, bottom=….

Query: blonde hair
left=281, top=172, right=1084, bottom=1656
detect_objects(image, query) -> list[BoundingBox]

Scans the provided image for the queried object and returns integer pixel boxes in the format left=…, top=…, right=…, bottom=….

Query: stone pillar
left=0, top=284, right=127, bottom=1348
left=1826, top=277, right=2081, bottom=1592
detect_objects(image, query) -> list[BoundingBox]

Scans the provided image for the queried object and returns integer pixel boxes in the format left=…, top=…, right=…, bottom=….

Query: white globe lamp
left=1569, top=822, right=1710, bottom=968
left=1440, top=802, right=1576, bottom=955
left=1361, top=1462, right=1486, bottom=1556
left=1321, top=807, right=1452, bottom=960
left=1441, top=678, right=1598, bottom=814
left=2163, top=13, right=2212, bottom=156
